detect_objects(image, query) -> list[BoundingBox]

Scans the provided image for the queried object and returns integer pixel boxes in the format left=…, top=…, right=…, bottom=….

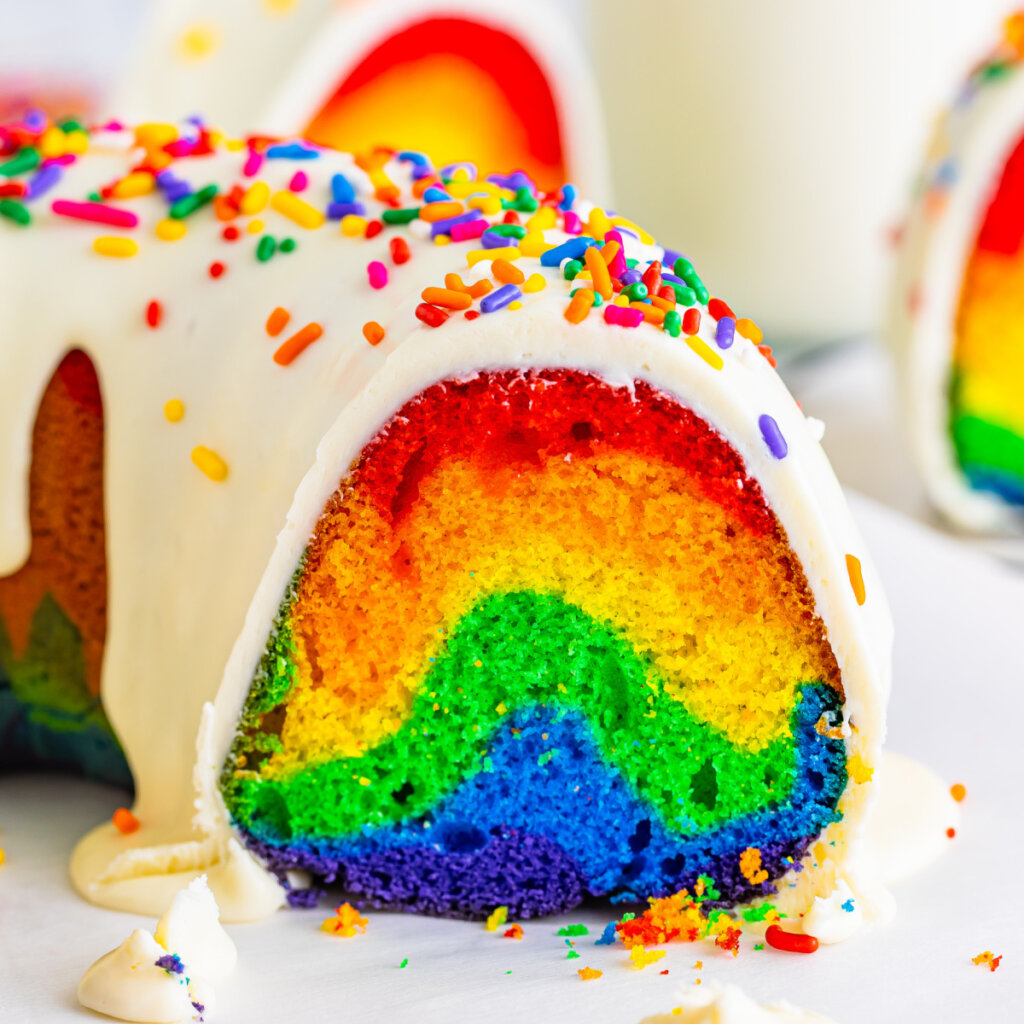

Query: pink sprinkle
left=450, top=218, right=488, bottom=241
left=289, top=170, right=308, bottom=192
left=604, top=304, right=644, bottom=328
left=368, top=260, right=388, bottom=289
left=45, top=154, right=76, bottom=167
left=243, top=148, right=264, bottom=178
left=101, top=120, right=124, bottom=132
left=563, top=211, right=582, bottom=235
left=164, top=139, right=195, bottom=158
left=51, top=199, right=138, bottom=229
left=604, top=230, right=629, bottom=278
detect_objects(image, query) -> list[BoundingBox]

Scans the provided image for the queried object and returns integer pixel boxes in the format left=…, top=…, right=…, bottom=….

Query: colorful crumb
left=320, top=902, right=368, bottom=937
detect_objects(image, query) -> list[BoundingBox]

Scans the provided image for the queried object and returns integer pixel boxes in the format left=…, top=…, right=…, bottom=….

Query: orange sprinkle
left=946, top=827, right=956, bottom=839
left=585, top=245, right=612, bottom=300
left=577, top=967, right=603, bottom=981
left=362, top=321, right=385, bottom=346
left=273, top=322, right=324, bottom=366
left=492, top=258, right=525, bottom=285
left=565, top=288, right=595, bottom=324
left=972, top=951, right=1002, bottom=972
left=374, top=184, right=400, bottom=204
left=419, top=200, right=464, bottom=222
left=735, top=317, right=764, bottom=344
left=629, top=301, right=666, bottom=326
left=112, top=808, right=140, bottom=834
left=651, top=294, right=676, bottom=312
left=321, top=902, right=369, bottom=938
left=950, top=783, right=967, bottom=802
left=600, top=240, right=621, bottom=267
left=421, top=287, right=472, bottom=310
left=445, top=272, right=470, bottom=292
left=845, top=554, right=866, bottom=605
left=265, top=306, right=291, bottom=337
left=503, top=924, right=524, bottom=940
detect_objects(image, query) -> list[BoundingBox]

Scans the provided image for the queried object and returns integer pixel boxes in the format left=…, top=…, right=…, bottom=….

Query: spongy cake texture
left=221, top=369, right=847, bottom=918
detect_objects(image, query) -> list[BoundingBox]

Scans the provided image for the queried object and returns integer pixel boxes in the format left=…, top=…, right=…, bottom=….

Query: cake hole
left=436, top=820, right=488, bottom=854
left=690, top=759, right=719, bottom=811
left=392, top=781, right=415, bottom=805
left=628, top=818, right=652, bottom=853
left=661, top=854, right=687, bottom=877
left=571, top=421, right=594, bottom=441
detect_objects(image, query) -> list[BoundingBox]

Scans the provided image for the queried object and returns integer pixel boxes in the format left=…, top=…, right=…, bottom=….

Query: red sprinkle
left=289, top=170, right=309, bottom=192
left=464, top=310, right=480, bottom=320
left=222, top=225, right=240, bottom=241
left=415, top=302, right=449, bottom=327
left=145, top=300, right=162, bottom=328
left=365, top=219, right=383, bottom=239
left=642, top=260, right=663, bottom=295
left=946, top=827, right=956, bottom=839
left=209, top=261, right=226, bottom=279
left=765, top=925, right=818, bottom=954
left=0, top=181, right=26, bottom=197
left=708, top=297, right=735, bottom=320
left=503, top=210, right=521, bottom=225
left=390, top=236, right=411, bottom=264
left=112, top=807, right=140, bottom=834
left=682, top=308, right=701, bottom=335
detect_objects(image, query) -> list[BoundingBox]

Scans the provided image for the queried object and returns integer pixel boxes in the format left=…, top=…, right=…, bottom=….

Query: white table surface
left=2, top=486, right=1022, bottom=1024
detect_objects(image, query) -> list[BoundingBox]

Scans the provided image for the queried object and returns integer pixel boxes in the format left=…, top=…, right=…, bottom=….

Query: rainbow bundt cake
left=892, top=12, right=1024, bottom=530
left=0, top=115, right=890, bottom=924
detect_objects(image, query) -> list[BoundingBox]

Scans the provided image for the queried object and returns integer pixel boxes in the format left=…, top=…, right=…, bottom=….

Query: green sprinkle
left=0, top=148, right=40, bottom=178
left=279, top=237, right=296, bottom=253
left=87, top=191, right=102, bottom=202
left=566, top=950, right=580, bottom=960
left=673, top=257, right=709, bottom=304
left=256, top=235, right=277, bottom=262
left=169, top=183, right=218, bottom=220
left=663, top=310, right=682, bottom=338
left=507, top=186, right=539, bottom=213
left=0, top=198, right=31, bottom=226
left=381, top=207, right=420, bottom=225
left=59, top=118, right=84, bottom=133
left=620, top=913, right=636, bottom=922
left=488, top=223, right=527, bottom=239
left=557, top=924, right=589, bottom=936
left=754, top=943, right=765, bottom=951
left=668, top=282, right=697, bottom=306
left=563, top=258, right=583, bottom=281
left=625, top=258, right=638, bottom=268
left=624, top=282, right=648, bottom=301
left=695, top=875, right=720, bottom=901
left=399, top=958, right=408, bottom=969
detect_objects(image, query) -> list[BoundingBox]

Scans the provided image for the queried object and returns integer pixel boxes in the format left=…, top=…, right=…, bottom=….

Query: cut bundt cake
left=0, top=115, right=890, bottom=923
left=891, top=12, right=1024, bottom=530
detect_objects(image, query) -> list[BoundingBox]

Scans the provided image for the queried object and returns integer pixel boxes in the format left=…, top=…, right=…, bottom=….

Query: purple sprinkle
left=619, top=268, right=642, bottom=286
left=662, top=272, right=685, bottom=286
left=440, top=162, right=477, bottom=181
left=430, top=209, right=480, bottom=238
left=715, top=316, right=735, bottom=349
left=154, top=954, right=183, bottom=974
left=327, top=200, right=366, bottom=220
left=411, top=165, right=435, bottom=181
left=604, top=305, right=644, bottom=328
left=480, top=283, right=522, bottom=313
left=487, top=170, right=535, bottom=192
left=662, top=248, right=685, bottom=268
left=367, top=261, right=388, bottom=290
left=26, top=163, right=62, bottom=200
left=482, top=229, right=514, bottom=249
left=759, top=414, right=788, bottom=459
left=450, top=218, right=488, bottom=241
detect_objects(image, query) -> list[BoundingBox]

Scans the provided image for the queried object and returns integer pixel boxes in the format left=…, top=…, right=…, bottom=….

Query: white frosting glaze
left=888, top=35, right=1024, bottom=531
left=0, top=126, right=891, bottom=921
left=78, top=877, right=235, bottom=1023
left=801, top=878, right=862, bottom=945
left=639, top=982, right=836, bottom=1024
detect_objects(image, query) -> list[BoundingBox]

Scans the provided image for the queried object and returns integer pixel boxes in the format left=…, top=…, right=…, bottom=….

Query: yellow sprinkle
left=485, top=906, right=508, bottom=931
left=225, top=137, right=246, bottom=151
left=358, top=777, right=371, bottom=787
left=813, top=842, right=827, bottom=865
left=519, top=232, right=552, bottom=258
left=177, top=21, right=220, bottom=61
left=264, top=0, right=298, bottom=12
left=686, top=335, right=724, bottom=371
left=271, top=189, right=325, bottom=229
left=587, top=206, right=611, bottom=240
left=467, top=194, right=502, bottom=215
left=496, top=702, right=508, bottom=715
left=613, top=293, right=630, bottom=307
left=112, top=172, right=156, bottom=199
left=39, top=127, right=66, bottom=159
left=526, top=207, right=557, bottom=231
left=0, top=848, right=5, bottom=867
left=247, top=219, right=264, bottom=235
left=163, top=399, right=185, bottom=423
left=847, top=754, right=873, bottom=784
left=523, top=273, right=546, bottom=293
left=434, top=235, right=451, bottom=246
left=451, top=166, right=471, bottom=183
left=508, top=300, right=523, bottom=310
left=239, top=181, right=270, bottom=216
left=341, top=214, right=368, bottom=237
left=629, top=946, right=667, bottom=970
left=191, top=446, right=228, bottom=482
left=64, top=130, right=89, bottom=155
left=155, top=218, right=186, bottom=241
left=610, top=215, right=655, bottom=245
left=135, top=122, right=177, bottom=149
left=467, top=246, right=519, bottom=267
left=93, top=236, right=138, bottom=258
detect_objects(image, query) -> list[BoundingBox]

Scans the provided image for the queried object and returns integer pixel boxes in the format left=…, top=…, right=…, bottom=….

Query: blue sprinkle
left=430, top=210, right=479, bottom=238
left=759, top=414, right=788, bottom=459
left=595, top=921, right=618, bottom=946
left=266, top=142, right=319, bottom=159
left=715, top=316, right=735, bottom=349
left=423, top=186, right=452, bottom=203
left=397, top=150, right=429, bottom=166
left=480, top=283, right=522, bottom=313
left=330, top=173, right=355, bottom=204
left=481, top=229, right=514, bottom=249
left=841, top=898, right=855, bottom=913
left=540, top=236, right=598, bottom=267
left=326, top=200, right=366, bottom=220
left=25, top=163, right=62, bottom=200
left=558, top=183, right=577, bottom=211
